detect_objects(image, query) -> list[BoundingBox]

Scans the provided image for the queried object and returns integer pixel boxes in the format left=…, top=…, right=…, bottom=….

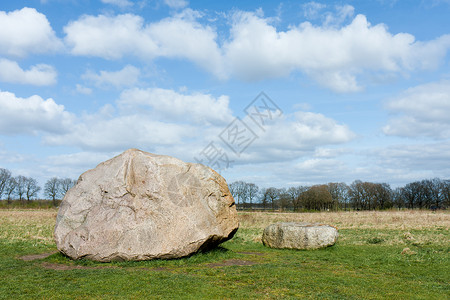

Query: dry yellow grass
left=238, top=210, right=450, bottom=246
left=0, top=209, right=448, bottom=247
left=0, top=209, right=58, bottom=245
left=238, top=210, right=450, bottom=230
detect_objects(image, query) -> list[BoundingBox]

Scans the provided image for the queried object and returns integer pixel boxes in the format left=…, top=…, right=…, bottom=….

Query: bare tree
left=4, top=177, right=17, bottom=203
left=60, top=178, right=76, bottom=197
left=349, top=181, right=393, bottom=210
left=229, top=181, right=247, bottom=209
left=402, top=181, right=423, bottom=209
left=277, top=188, right=291, bottom=211
left=375, top=183, right=393, bottom=209
left=265, top=187, right=279, bottom=211
left=442, top=180, right=450, bottom=208
left=392, top=187, right=404, bottom=209
left=349, top=180, right=364, bottom=210
left=327, top=182, right=349, bottom=210
left=16, top=175, right=27, bottom=202
left=245, top=183, right=259, bottom=211
left=287, top=186, right=307, bottom=211
left=429, top=178, right=444, bottom=209
left=0, top=168, right=12, bottom=199
left=25, top=177, right=41, bottom=201
left=229, top=181, right=239, bottom=203
left=45, top=177, right=61, bottom=205
left=260, top=188, right=269, bottom=210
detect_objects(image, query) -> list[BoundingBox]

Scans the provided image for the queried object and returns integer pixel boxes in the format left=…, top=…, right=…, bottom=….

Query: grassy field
left=0, top=209, right=448, bottom=299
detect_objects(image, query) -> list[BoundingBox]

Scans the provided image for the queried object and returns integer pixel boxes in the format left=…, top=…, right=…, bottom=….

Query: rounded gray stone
left=262, top=222, right=338, bottom=250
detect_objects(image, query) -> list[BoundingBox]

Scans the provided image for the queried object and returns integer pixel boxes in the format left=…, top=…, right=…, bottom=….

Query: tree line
left=229, top=178, right=450, bottom=211
left=0, top=168, right=76, bottom=206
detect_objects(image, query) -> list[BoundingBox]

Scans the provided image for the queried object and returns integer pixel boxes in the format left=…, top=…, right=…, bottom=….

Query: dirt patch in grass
left=40, top=260, right=257, bottom=271
left=41, top=262, right=101, bottom=270
left=39, top=262, right=173, bottom=272
left=206, top=259, right=257, bottom=268
left=19, top=251, right=57, bottom=261
left=40, top=262, right=121, bottom=271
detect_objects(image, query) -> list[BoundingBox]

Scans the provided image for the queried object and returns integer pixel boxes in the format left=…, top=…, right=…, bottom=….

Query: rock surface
left=54, top=149, right=238, bottom=262
left=262, top=222, right=338, bottom=250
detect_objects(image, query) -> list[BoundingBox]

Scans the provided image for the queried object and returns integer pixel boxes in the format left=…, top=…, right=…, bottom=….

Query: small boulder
left=54, top=149, right=239, bottom=262
left=262, top=222, right=338, bottom=250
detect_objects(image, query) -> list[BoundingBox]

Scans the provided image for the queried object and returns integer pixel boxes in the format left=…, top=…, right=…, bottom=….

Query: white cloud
left=260, top=111, right=355, bottom=148
left=0, top=90, right=74, bottom=135
left=30, top=88, right=232, bottom=153
left=383, top=80, right=450, bottom=138
left=323, top=5, right=355, bottom=27
left=147, top=9, right=224, bottom=78
left=302, top=2, right=326, bottom=19
left=0, top=147, right=28, bottom=164
left=64, top=11, right=224, bottom=77
left=61, top=8, right=450, bottom=92
left=64, top=13, right=156, bottom=59
left=101, top=0, right=133, bottom=8
left=48, top=151, right=118, bottom=167
left=224, top=156, right=352, bottom=188
left=251, top=140, right=450, bottom=187
left=82, top=65, right=140, bottom=88
left=61, top=8, right=450, bottom=91
left=368, top=142, right=450, bottom=183
left=223, top=11, right=450, bottom=92
left=118, top=88, right=233, bottom=125
left=164, top=0, right=189, bottom=9
left=314, top=147, right=350, bottom=158
left=0, top=7, right=63, bottom=57
left=303, top=3, right=355, bottom=27
left=0, top=58, right=57, bottom=86
left=293, top=158, right=346, bottom=178
left=75, top=84, right=92, bottom=95
left=29, top=83, right=355, bottom=165
left=43, top=151, right=119, bottom=179
left=43, top=114, right=196, bottom=151
left=229, top=111, right=355, bottom=164
left=309, top=71, right=362, bottom=93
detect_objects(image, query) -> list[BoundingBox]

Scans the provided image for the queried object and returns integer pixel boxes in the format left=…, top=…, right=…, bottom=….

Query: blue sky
left=1, top=0, right=449, bottom=191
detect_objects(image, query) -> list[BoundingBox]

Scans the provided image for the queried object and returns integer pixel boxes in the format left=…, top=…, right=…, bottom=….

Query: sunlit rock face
left=54, top=149, right=238, bottom=262
left=262, top=222, right=338, bottom=250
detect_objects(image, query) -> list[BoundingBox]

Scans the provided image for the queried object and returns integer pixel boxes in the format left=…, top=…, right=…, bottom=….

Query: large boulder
left=262, top=222, right=338, bottom=250
left=54, top=149, right=239, bottom=262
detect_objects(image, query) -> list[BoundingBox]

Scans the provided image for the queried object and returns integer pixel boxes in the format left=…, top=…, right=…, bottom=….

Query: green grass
left=0, top=210, right=448, bottom=299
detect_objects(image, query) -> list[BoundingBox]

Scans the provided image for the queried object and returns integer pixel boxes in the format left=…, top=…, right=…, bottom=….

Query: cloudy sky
left=1, top=0, right=449, bottom=191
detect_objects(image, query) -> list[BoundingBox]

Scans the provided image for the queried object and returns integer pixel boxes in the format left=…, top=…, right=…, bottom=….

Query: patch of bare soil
left=41, top=262, right=98, bottom=270
left=206, top=259, right=257, bottom=268
left=41, top=262, right=119, bottom=270
left=19, top=252, right=57, bottom=261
